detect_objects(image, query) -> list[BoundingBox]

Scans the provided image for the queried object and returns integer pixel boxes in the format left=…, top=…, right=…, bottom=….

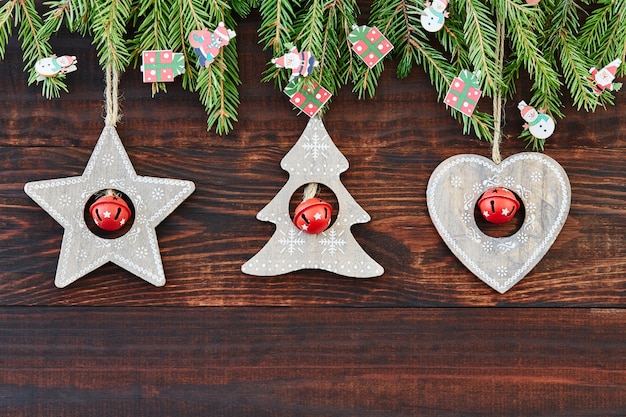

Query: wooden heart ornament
left=426, top=153, right=571, bottom=293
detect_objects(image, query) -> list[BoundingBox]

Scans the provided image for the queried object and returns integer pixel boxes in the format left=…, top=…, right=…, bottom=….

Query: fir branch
left=543, top=0, right=597, bottom=111
left=582, top=0, right=626, bottom=71
left=258, top=0, right=298, bottom=88
left=230, top=0, right=258, bottom=18
left=498, top=0, right=562, bottom=122
left=464, top=0, right=500, bottom=96
left=131, top=0, right=171, bottom=53
left=196, top=37, right=241, bottom=134
left=183, top=4, right=241, bottom=134
left=293, top=0, right=325, bottom=55
left=258, top=0, right=296, bottom=54
left=168, top=0, right=211, bottom=89
left=14, top=0, right=68, bottom=98
left=372, top=0, right=493, bottom=140
left=0, top=0, right=17, bottom=60
left=130, top=0, right=172, bottom=95
left=89, top=0, right=132, bottom=71
left=315, top=0, right=357, bottom=96
left=434, top=3, right=469, bottom=67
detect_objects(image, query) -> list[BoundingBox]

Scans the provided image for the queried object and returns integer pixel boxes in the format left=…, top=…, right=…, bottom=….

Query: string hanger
left=104, top=64, right=121, bottom=127
left=491, top=14, right=506, bottom=165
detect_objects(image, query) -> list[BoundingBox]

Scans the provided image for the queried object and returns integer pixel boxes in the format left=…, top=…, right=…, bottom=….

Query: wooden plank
left=0, top=8, right=624, bottom=304
left=1, top=307, right=625, bottom=416
left=1, top=142, right=625, bottom=305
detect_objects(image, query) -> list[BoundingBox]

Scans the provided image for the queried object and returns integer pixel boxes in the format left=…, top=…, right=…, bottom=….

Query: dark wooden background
left=1, top=8, right=625, bottom=416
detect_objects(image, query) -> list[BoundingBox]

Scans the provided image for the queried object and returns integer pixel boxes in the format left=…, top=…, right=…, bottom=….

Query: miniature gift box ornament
left=348, top=25, right=394, bottom=68
left=140, top=50, right=185, bottom=83
left=284, top=79, right=332, bottom=118
left=444, top=70, right=483, bottom=117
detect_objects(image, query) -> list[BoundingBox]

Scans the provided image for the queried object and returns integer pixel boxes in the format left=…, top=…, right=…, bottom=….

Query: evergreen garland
left=0, top=0, right=623, bottom=147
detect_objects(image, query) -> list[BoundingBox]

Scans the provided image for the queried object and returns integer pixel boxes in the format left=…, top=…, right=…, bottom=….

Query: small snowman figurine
left=589, top=59, right=622, bottom=94
left=35, top=55, right=77, bottom=81
left=420, top=0, right=449, bottom=32
left=518, top=101, right=555, bottom=140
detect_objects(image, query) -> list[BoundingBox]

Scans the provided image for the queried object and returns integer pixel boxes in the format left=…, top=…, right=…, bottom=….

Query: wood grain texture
left=0, top=18, right=624, bottom=305
left=0, top=5, right=625, bottom=415
left=1, top=307, right=625, bottom=417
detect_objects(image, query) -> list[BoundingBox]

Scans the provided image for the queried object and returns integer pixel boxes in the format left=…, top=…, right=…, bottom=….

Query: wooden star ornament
left=24, top=126, right=195, bottom=288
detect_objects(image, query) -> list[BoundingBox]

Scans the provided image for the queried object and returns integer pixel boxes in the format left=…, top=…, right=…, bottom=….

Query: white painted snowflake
left=461, top=212, right=472, bottom=224
left=77, top=249, right=87, bottom=262
left=531, top=171, right=542, bottom=182
left=526, top=202, right=536, bottom=215
left=482, top=240, right=494, bottom=252
left=319, top=229, right=346, bottom=256
left=278, top=228, right=305, bottom=255
left=58, top=193, right=71, bottom=207
left=504, top=176, right=516, bottom=188
left=152, top=187, right=164, bottom=200
left=496, top=266, right=508, bottom=277
left=136, top=246, right=148, bottom=259
left=472, top=183, right=483, bottom=194
left=302, top=132, right=329, bottom=160
left=517, top=232, right=529, bottom=244
left=450, top=176, right=463, bottom=188
left=102, top=154, right=115, bottom=166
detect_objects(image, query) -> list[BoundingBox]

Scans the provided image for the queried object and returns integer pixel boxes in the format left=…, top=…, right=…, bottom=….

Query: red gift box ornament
left=141, top=50, right=185, bottom=83
left=284, top=79, right=332, bottom=118
left=348, top=25, right=394, bottom=68
left=444, top=70, right=483, bottom=117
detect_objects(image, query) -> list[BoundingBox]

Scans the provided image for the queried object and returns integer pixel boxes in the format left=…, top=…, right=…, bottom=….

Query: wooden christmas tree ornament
left=24, top=66, right=195, bottom=288
left=242, top=117, right=383, bottom=278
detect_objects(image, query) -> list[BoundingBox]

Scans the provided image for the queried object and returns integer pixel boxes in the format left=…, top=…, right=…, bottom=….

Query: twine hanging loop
left=104, top=64, right=121, bottom=126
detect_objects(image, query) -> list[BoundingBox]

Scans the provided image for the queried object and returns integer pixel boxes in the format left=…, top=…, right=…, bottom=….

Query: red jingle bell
left=478, top=187, right=521, bottom=224
left=89, top=194, right=132, bottom=232
left=293, top=198, right=332, bottom=234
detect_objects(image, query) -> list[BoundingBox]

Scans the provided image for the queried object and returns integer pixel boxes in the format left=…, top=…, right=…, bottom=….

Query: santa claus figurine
left=589, top=59, right=622, bottom=94
left=421, top=0, right=449, bottom=32
left=189, top=22, right=236, bottom=68
left=272, top=46, right=318, bottom=79
left=518, top=100, right=555, bottom=140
